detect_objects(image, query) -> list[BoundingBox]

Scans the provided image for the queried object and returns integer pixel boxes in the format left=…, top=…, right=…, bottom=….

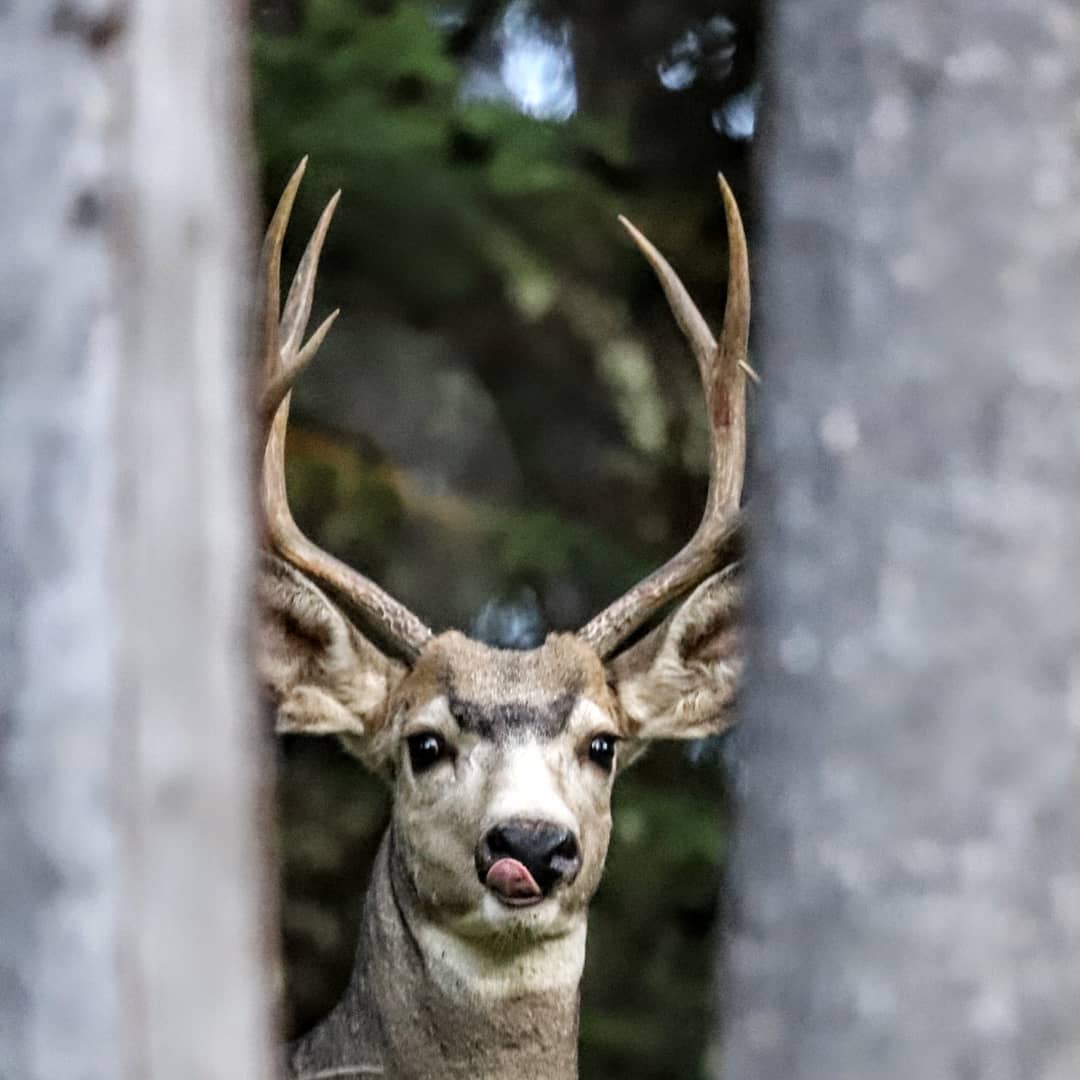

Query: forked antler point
left=258, top=162, right=433, bottom=661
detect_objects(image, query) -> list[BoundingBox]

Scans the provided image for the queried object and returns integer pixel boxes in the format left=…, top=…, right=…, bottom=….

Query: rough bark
left=717, top=3, right=1080, bottom=1079
left=0, top=2, right=274, bottom=1079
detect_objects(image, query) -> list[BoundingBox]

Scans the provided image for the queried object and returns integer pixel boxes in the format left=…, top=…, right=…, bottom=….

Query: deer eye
left=406, top=731, right=448, bottom=774
left=587, top=734, right=618, bottom=772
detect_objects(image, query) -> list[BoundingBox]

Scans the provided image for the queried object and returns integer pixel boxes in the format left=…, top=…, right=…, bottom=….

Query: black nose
left=476, top=820, right=582, bottom=894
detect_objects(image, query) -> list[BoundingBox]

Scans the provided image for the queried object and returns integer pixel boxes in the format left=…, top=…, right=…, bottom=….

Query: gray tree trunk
left=718, top=3, right=1080, bottom=1079
left=0, top=3, right=275, bottom=1079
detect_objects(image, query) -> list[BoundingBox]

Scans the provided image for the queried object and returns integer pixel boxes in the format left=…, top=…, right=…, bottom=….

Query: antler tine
left=259, top=162, right=434, bottom=662
left=578, top=174, right=750, bottom=659
left=280, top=189, right=341, bottom=361
left=258, top=162, right=343, bottom=424
left=260, top=307, right=340, bottom=428
left=260, top=157, right=306, bottom=385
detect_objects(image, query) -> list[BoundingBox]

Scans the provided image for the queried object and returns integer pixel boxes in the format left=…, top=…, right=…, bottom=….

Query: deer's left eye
left=407, top=731, right=448, bottom=774
left=587, top=734, right=618, bottom=772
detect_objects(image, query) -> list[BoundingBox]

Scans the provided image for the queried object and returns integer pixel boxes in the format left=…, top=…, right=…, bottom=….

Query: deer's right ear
left=256, top=555, right=407, bottom=739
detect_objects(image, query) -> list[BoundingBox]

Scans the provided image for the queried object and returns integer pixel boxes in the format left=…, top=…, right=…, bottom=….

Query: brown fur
left=610, top=566, right=743, bottom=743
left=289, top=837, right=580, bottom=1080
left=260, top=553, right=741, bottom=1078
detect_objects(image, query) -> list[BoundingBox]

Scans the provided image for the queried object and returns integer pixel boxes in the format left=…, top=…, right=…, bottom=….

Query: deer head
left=257, top=160, right=747, bottom=1000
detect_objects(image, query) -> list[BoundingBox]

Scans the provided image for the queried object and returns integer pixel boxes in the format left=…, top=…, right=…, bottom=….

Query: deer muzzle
left=476, top=821, right=582, bottom=905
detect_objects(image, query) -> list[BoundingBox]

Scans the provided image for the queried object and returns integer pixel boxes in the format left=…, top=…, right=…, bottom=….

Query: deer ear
left=607, top=567, right=743, bottom=743
left=257, top=554, right=407, bottom=740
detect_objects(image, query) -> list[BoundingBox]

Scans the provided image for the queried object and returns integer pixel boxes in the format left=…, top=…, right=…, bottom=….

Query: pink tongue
left=485, top=857, right=542, bottom=900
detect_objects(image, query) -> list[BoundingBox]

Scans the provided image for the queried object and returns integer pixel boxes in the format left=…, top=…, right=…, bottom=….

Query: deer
left=256, top=159, right=750, bottom=1080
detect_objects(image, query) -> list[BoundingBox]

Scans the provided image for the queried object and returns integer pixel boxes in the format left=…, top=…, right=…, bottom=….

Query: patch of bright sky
left=713, top=83, right=759, bottom=141
left=656, top=15, right=736, bottom=92
left=657, top=29, right=702, bottom=91
left=460, top=0, right=577, bottom=122
left=656, top=14, right=754, bottom=141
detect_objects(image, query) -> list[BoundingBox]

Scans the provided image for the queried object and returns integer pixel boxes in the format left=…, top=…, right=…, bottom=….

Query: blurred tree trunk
left=718, top=2, right=1080, bottom=1079
left=0, top=3, right=275, bottom=1079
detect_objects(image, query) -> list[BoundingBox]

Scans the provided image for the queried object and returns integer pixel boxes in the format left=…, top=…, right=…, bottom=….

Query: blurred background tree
left=252, top=1, right=759, bottom=1075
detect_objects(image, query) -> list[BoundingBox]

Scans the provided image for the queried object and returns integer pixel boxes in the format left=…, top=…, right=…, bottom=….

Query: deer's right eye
left=406, top=731, right=448, bottom=774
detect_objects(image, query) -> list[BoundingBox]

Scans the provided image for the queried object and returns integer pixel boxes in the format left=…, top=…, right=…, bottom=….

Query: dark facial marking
left=448, top=690, right=578, bottom=742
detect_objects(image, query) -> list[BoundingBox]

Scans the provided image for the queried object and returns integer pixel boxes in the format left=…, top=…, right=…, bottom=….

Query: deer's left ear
left=606, top=567, right=743, bottom=743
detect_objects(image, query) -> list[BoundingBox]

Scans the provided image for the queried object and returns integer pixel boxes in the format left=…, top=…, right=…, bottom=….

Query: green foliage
left=286, top=451, right=405, bottom=570
left=495, top=507, right=648, bottom=585
left=254, top=0, right=624, bottom=318
left=285, top=436, right=653, bottom=616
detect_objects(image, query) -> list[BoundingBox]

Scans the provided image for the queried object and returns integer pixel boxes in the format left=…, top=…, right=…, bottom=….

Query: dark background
left=253, top=2, right=760, bottom=1075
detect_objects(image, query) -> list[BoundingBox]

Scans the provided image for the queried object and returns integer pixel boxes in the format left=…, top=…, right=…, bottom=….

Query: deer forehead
left=395, top=630, right=618, bottom=736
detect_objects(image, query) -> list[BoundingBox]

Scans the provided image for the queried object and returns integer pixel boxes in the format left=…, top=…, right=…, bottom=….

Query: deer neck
left=288, top=830, right=585, bottom=1080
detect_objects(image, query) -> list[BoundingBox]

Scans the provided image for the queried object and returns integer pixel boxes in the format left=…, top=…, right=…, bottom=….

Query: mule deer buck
left=257, top=160, right=749, bottom=1080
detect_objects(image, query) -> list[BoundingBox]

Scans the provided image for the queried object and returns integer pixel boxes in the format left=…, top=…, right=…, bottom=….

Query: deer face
left=255, top=159, right=749, bottom=962
left=373, top=633, right=618, bottom=944
left=259, top=554, right=742, bottom=952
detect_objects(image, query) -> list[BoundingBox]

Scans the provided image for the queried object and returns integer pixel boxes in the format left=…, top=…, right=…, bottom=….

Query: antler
left=259, top=158, right=434, bottom=662
left=577, top=174, right=750, bottom=659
